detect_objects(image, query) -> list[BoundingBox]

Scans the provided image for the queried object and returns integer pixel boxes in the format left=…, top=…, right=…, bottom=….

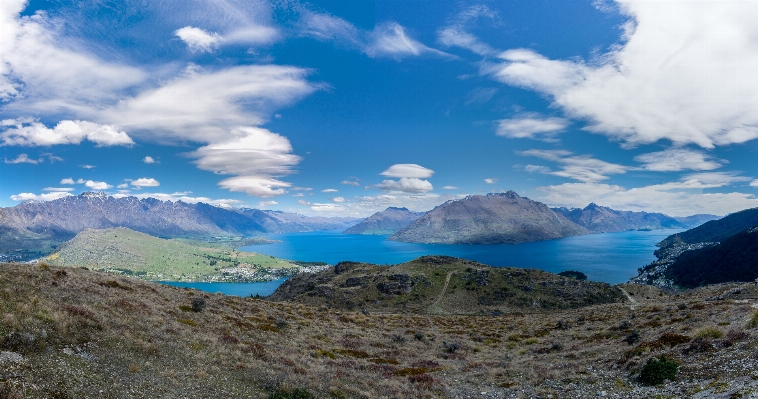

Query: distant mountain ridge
left=0, top=192, right=359, bottom=259
left=344, top=207, right=425, bottom=235
left=389, top=192, right=589, bottom=244
left=552, top=203, right=688, bottom=233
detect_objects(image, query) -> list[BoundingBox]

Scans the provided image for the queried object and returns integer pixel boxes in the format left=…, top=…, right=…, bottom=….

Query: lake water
left=162, top=229, right=678, bottom=296
left=159, top=279, right=287, bottom=297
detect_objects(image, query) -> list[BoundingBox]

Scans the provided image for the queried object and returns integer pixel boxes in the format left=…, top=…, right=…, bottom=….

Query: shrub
left=442, top=341, right=459, bottom=353
left=656, top=332, right=691, bottom=347
left=639, top=355, right=678, bottom=386
left=747, top=310, right=758, bottom=329
left=267, top=388, right=315, bottom=399
left=625, top=330, right=641, bottom=345
left=695, top=327, right=724, bottom=339
left=724, top=329, right=749, bottom=346
left=191, top=298, right=206, bottom=312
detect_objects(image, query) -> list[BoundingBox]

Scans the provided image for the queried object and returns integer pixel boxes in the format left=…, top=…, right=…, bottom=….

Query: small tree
left=639, top=355, right=678, bottom=385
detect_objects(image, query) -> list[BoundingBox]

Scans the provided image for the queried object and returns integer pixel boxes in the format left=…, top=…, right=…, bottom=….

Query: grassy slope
left=2, top=263, right=758, bottom=398
left=45, top=227, right=295, bottom=281
left=269, top=256, right=625, bottom=315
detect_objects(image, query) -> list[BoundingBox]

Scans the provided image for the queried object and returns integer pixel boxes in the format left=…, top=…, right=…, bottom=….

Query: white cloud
left=520, top=149, right=627, bottom=183
left=634, top=148, right=724, bottom=172
left=341, top=180, right=360, bottom=186
left=117, top=183, right=129, bottom=189
left=189, top=127, right=301, bottom=197
left=76, top=179, right=85, bottom=184
left=0, top=119, right=134, bottom=147
left=10, top=191, right=72, bottom=202
left=80, top=164, right=95, bottom=169
left=496, top=114, right=569, bottom=141
left=524, top=164, right=552, bottom=174
left=377, top=177, right=433, bottom=194
left=60, top=178, right=74, bottom=185
left=442, top=185, right=459, bottom=190
left=4, top=153, right=38, bottom=164
left=175, top=26, right=223, bottom=53
left=537, top=177, right=758, bottom=217
left=143, top=156, right=157, bottom=164
left=84, top=180, right=111, bottom=190
left=752, top=180, right=758, bottom=187
left=380, top=163, right=434, bottom=179
left=331, top=196, right=347, bottom=203
left=130, top=177, right=160, bottom=189
left=0, top=2, right=146, bottom=108
left=42, top=187, right=73, bottom=192
left=484, top=178, right=497, bottom=184
left=258, top=200, right=278, bottom=207
left=100, top=65, right=316, bottom=144
left=297, top=199, right=312, bottom=206
left=487, top=1, right=758, bottom=148
left=321, top=188, right=338, bottom=193
left=437, top=5, right=498, bottom=57
left=292, top=193, right=304, bottom=197
left=300, top=12, right=448, bottom=60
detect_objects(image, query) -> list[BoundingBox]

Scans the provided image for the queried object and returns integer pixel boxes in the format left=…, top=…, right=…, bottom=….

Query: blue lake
left=159, top=279, right=287, bottom=297
left=160, top=229, right=678, bottom=296
left=244, top=229, right=680, bottom=285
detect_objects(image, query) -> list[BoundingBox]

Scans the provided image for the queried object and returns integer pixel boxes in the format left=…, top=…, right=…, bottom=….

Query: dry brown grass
left=1, top=263, right=758, bottom=398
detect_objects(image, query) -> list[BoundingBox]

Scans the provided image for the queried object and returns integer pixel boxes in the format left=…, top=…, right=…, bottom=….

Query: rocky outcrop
left=389, top=192, right=589, bottom=245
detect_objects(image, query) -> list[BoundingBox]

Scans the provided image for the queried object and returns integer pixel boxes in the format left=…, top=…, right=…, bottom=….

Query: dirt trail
left=619, top=287, right=638, bottom=310
left=430, top=271, right=454, bottom=313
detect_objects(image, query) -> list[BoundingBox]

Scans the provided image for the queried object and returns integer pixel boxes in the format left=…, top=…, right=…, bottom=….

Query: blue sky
left=2, top=0, right=758, bottom=217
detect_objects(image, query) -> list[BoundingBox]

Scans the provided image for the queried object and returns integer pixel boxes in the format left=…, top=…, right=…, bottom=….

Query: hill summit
left=389, top=191, right=588, bottom=244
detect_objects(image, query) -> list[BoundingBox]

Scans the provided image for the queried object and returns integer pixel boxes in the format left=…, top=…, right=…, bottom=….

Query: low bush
left=191, top=298, right=206, bottom=312
left=695, top=327, right=724, bottom=339
left=747, top=310, right=758, bottom=329
left=639, top=355, right=678, bottom=386
left=267, top=388, right=315, bottom=399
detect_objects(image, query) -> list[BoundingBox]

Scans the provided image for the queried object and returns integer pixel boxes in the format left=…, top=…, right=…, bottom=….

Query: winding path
left=619, top=287, right=638, bottom=310
left=430, top=271, right=454, bottom=313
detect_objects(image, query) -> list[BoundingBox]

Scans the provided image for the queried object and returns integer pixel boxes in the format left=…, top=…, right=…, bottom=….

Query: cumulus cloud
left=130, top=178, right=160, bottom=189
left=484, top=178, right=497, bottom=184
left=4, top=153, right=38, bottom=164
left=60, top=178, right=75, bottom=185
left=143, top=156, right=157, bottom=164
left=84, top=180, right=111, bottom=190
left=520, top=149, right=627, bottom=183
left=117, top=183, right=129, bottom=189
left=331, top=196, right=347, bottom=203
left=497, top=114, right=569, bottom=141
left=377, top=177, right=433, bottom=193
left=321, top=189, right=338, bottom=193
left=175, top=26, right=223, bottom=53
left=0, top=119, right=134, bottom=147
left=487, top=1, right=758, bottom=148
left=258, top=200, right=278, bottom=207
left=10, top=191, right=72, bottom=202
left=634, top=148, right=724, bottom=172
left=380, top=164, right=434, bottom=179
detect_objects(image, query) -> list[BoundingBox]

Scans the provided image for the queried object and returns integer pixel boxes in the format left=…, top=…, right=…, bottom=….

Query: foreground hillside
left=269, top=256, right=625, bottom=314
left=390, top=192, right=588, bottom=244
left=45, top=227, right=303, bottom=282
left=2, top=262, right=758, bottom=398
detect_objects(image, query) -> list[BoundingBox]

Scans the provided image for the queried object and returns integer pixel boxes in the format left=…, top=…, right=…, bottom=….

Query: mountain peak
left=386, top=207, right=410, bottom=211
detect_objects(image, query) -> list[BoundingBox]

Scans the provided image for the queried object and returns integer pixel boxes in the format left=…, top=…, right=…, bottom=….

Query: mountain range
left=343, top=207, right=424, bottom=235
left=389, top=192, right=589, bottom=244
left=552, top=203, right=717, bottom=233
left=0, top=192, right=359, bottom=260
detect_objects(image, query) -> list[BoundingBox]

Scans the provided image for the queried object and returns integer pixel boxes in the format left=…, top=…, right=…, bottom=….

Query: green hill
left=45, top=227, right=300, bottom=282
